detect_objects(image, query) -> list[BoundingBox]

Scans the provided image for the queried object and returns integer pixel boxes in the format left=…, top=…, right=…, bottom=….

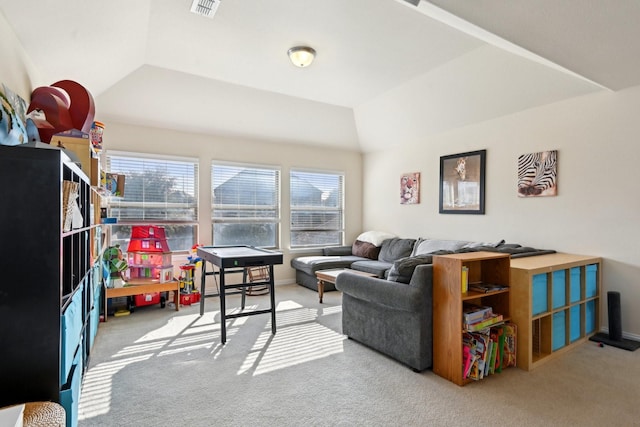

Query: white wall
left=362, top=85, right=640, bottom=337
left=103, top=122, right=363, bottom=284
left=0, top=10, right=41, bottom=100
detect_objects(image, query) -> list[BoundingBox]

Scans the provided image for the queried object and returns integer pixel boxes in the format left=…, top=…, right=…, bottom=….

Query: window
left=290, top=169, right=344, bottom=248
left=211, top=162, right=280, bottom=248
left=106, top=152, right=198, bottom=251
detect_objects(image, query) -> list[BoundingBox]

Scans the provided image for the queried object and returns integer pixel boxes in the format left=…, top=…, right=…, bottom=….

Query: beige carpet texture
left=78, top=284, right=640, bottom=427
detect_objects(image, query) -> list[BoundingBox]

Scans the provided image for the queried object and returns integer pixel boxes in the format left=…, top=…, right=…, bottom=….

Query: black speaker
left=607, top=291, right=622, bottom=341
left=589, top=290, right=640, bottom=351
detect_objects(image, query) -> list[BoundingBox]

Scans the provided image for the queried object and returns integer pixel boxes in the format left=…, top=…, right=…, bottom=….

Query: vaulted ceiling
left=2, top=0, right=639, bottom=152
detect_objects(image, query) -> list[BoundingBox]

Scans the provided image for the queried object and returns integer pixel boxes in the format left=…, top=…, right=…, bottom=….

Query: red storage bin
left=180, top=292, right=201, bottom=306
left=134, top=292, right=161, bottom=307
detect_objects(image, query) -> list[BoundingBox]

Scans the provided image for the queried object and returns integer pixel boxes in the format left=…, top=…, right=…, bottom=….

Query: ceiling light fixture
left=287, top=46, right=316, bottom=68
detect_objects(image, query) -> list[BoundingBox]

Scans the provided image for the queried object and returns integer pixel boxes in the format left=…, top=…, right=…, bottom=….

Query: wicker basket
left=23, top=401, right=66, bottom=427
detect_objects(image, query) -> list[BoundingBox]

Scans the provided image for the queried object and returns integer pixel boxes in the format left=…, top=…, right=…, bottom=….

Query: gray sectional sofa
left=291, top=236, right=554, bottom=290
left=337, top=264, right=434, bottom=371
left=291, top=235, right=555, bottom=372
left=290, top=237, right=416, bottom=291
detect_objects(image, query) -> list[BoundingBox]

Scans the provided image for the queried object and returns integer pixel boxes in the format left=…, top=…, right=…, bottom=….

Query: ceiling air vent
left=190, top=0, right=221, bottom=18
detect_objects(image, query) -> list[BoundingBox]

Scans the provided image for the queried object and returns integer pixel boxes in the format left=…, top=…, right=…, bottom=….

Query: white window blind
left=106, top=153, right=198, bottom=221
left=105, top=152, right=199, bottom=252
left=211, top=162, right=280, bottom=248
left=290, top=169, right=344, bottom=248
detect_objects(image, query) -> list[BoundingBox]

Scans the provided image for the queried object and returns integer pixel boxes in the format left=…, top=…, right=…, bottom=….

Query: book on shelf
left=461, top=266, right=469, bottom=293
left=463, top=323, right=517, bottom=380
left=463, top=329, right=490, bottom=380
left=462, top=304, right=493, bottom=324
left=489, top=326, right=505, bottom=374
left=468, top=282, right=509, bottom=293
left=465, top=314, right=504, bottom=332
left=502, top=322, right=517, bottom=368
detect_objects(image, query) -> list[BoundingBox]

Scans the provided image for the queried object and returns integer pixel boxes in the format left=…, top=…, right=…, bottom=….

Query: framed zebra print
left=517, top=150, right=557, bottom=197
left=439, top=149, right=486, bottom=214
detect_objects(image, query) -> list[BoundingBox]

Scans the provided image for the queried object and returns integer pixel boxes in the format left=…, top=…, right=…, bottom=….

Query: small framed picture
left=439, top=150, right=486, bottom=214
left=517, top=150, right=557, bottom=197
left=400, top=172, right=420, bottom=204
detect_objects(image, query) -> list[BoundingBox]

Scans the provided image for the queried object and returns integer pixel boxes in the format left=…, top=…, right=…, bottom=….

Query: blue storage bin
left=552, top=270, right=566, bottom=309
left=532, top=273, right=548, bottom=315
left=586, top=264, right=598, bottom=298
left=570, top=267, right=581, bottom=303
left=93, top=264, right=102, bottom=295
left=552, top=310, right=566, bottom=351
left=60, top=348, right=82, bottom=427
left=61, top=281, right=84, bottom=383
left=586, top=300, right=596, bottom=334
left=570, top=305, right=581, bottom=342
left=89, top=289, right=101, bottom=349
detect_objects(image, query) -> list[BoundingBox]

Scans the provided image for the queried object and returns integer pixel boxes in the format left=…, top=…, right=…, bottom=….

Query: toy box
left=134, top=292, right=161, bottom=307
left=180, top=292, right=201, bottom=306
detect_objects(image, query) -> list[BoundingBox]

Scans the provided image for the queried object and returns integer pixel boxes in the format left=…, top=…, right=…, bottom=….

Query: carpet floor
left=78, top=284, right=640, bottom=426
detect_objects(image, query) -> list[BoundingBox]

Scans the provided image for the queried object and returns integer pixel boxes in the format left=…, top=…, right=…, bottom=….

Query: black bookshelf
left=0, top=145, right=101, bottom=426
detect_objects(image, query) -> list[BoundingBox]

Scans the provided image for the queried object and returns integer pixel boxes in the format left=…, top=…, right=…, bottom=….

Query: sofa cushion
left=351, top=260, right=393, bottom=277
left=352, top=240, right=381, bottom=260
left=411, top=238, right=470, bottom=256
left=387, top=251, right=452, bottom=283
left=378, top=238, right=416, bottom=263
left=290, top=255, right=366, bottom=276
left=357, top=230, right=396, bottom=247
left=323, top=245, right=353, bottom=256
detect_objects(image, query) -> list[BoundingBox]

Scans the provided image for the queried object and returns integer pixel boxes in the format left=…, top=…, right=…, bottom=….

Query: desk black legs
left=219, top=267, right=228, bottom=343
left=269, top=265, right=276, bottom=336
left=199, top=260, right=277, bottom=344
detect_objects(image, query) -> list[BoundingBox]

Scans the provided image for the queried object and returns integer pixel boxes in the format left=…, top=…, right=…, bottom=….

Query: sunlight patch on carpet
left=135, top=312, right=219, bottom=343
left=273, top=307, right=321, bottom=326
left=276, top=300, right=304, bottom=310
left=78, top=354, right=153, bottom=420
left=113, top=340, right=170, bottom=358
left=319, top=305, right=342, bottom=315
left=237, top=308, right=345, bottom=376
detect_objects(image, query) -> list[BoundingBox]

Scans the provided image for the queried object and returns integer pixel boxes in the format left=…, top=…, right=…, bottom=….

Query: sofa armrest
left=336, top=265, right=432, bottom=312
left=323, top=245, right=353, bottom=256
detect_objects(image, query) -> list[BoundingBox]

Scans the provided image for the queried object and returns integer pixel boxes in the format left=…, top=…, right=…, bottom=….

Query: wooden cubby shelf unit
left=510, top=253, right=601, bottom=371
left=432, top=251, right=512, bottom=386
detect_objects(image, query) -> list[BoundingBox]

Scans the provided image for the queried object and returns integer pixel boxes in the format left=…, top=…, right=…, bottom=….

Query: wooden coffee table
left=315, top=268, right=377, bottom=303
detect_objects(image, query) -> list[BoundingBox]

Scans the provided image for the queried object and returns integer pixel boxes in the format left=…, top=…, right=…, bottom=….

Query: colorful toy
left=126, top=225, right=173, bottom=282
left=104, top=244, right=128, bottom=279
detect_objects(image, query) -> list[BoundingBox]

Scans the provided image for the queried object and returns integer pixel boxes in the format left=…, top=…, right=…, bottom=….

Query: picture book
left=503, top=322, right=517, bottom=368
left=462, top=304, right=493, bottom=324
left=489, top=326, right=504, bottom=374
left=465, top=314, right=504, bottom=332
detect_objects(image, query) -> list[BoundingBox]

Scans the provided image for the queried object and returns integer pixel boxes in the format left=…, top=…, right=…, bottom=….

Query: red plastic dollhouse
left=126, top=225, right=174, bottom=283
